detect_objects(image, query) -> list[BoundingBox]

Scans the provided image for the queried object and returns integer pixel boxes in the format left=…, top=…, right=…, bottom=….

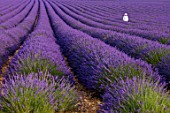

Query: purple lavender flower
left=100, top=76, right=170, bottom=113
left=0, top=73, right=79, bottom=112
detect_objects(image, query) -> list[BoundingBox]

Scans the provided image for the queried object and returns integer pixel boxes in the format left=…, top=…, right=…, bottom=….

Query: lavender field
left=0, top=0, right=170, bottom=112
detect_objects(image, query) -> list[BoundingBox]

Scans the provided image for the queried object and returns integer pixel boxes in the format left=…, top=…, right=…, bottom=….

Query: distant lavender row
left=0, top=0, right=34, bottom=30
left=0, top=0, right=38, bottom=74
left=0, top=0, right=20, bottom=12
left=67, top=1, right=170, bottom=26
left=60, top=0, right=168, bottom=26
left=62, top=3, right=133, bottom=29
left=0, top=1, right=17, bottom=14
left=8, top=0, right=73, bottom=82
left=60, top=0, right=170, bottom=37
left=0, top=0, right=26, bottom=16
left=68, top=3, right=165, bottom=32
left=49, top=1, right=170, bottom=84
left=0, top=0, right=14, bottom=11
left=56, top=0, right=127, bottom=25
left=59, top=1, right=119, bottom=22
left=0, top=0, right=30, bottom=24
left=62, top=3, right=170, bottom=42
left=63, top=2, right=147, bottom=28
left=81, top=2, right=169, bottom=32
left=56, top=3, right=170, bottom=44
left=103, top=2, right=170, bottom=25
left=73, top=3, right=169, bottom=30
left=66, top=3, right=168, bottom=32
left=46, top=1, right=159, bottom=92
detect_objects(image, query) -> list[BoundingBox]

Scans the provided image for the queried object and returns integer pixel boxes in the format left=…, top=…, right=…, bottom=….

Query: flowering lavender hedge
left=61, top=3, right=126, bottom=27
left=8, top=0, right=73, bottom=83
left=0, top=0, right=25, bottom=16
left=0, top=0, right=34, bottom=30
left=46, top=1, right=159, bottom=92
left=0, top=0, right=38, bottom=74
left=100, top=76, right=170, bottom=113
left=49, top=1, right=170, bottom=84
left=0, top=73, right=79, bottom=112
left=0, top=0, right=23, bottom=13
left=57, top=0, right=167, bottom=33
left=0, top=0, right=30, bottom=24
left=62, top=3, right=145, bottom=27
left=8, top=33, right=72, bottom=78
left=58, top=2, right=169, bottom=42
left=0, top=2, right=78, bottom=112
left=0, top=2, right=14, bottom=13
left=65, top=0, right=170, bottom=29
left=54, top=2, right=170, bottom=44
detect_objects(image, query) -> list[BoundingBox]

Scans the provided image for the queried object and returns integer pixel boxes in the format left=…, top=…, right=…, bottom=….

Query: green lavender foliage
left=0, top=73, right=79, bottom=113
left=98, top=64, right=149, bottom=90
left=101, top=76, right=170, bottom=113
left=142, top=49, right=170, bottom=66
left=18, top=54, right=64, bottom=77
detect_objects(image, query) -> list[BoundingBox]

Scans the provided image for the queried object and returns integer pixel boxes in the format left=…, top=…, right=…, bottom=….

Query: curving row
left=0, top=0, right=78, bottom=112
left=0, top=0, right=30, bottom=24
left=68, top=1, right=170, bottom=27
left=0, top=0, right=26, bottom=16
left=46, top=1, right=170, bottom=112
left=0, top=0, right=170, bottom=112
left=64, top=3, right=170, bottom=43
left=0, top=0, right=38, bottom=74
left=46, top=0, right=158, bottom=90
left=8, top=0, right=73, bottom=82
left=0, top=0, right=35, bottom=30
left=48, top=1, right=170, bottom=85
left=55, top=1, right=170, bottom=44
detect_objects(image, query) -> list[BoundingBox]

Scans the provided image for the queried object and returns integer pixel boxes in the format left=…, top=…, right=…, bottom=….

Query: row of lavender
left=0, top=0, right=30, bottom=24
left=66, top=1, right=170, bottom=31
left=60, top=0, right=170, bottom=44
left=0, top=0, right=38, bottom=74
left=75, top=1, right=170, bottom=24
left=46, top=0, right=170, bottom=112
left=67, top=1, right=170, bottom=30
left=0, top=0, right=170, bottom=112
left=0, top=0, right=24, bottom=15
left=0, top=0, right=79, bottom=112
left=50, top=0, right=170, bottom=85
left=0, top=0, right=34, bottom=30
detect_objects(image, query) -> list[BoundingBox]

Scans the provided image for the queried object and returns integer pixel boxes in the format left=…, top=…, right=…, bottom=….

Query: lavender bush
left=15, top=54, right=64, bottom=77
left=98, top=64, right=146, bottom=89
left=0, top=73, right=79, bottom=112
left=100, top=76, right=170, bottom=113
